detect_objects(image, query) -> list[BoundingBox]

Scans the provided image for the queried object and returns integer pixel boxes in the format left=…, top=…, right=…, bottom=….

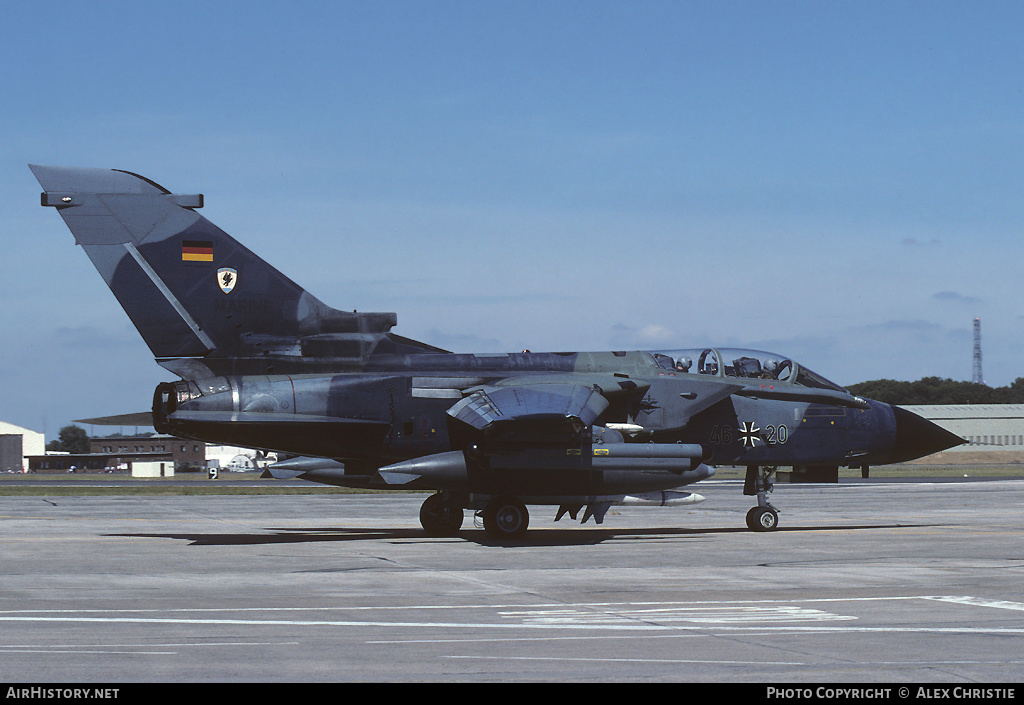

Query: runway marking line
left=445, top=655, right=811, bottom=666
left=0, top=596, right=1020, bottom=634
left=0, top=649, right=176, bottom=655
left=0, top=641, right=300, bottom=655
left=924, top=596, right=1024, bottom=612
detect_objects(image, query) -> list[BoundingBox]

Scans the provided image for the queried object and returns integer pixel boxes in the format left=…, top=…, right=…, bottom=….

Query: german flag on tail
left=181, top=240, right=213, bottom=262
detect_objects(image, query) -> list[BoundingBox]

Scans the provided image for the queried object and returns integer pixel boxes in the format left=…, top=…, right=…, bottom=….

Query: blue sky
left=2, top=1, right=1023, bottom=436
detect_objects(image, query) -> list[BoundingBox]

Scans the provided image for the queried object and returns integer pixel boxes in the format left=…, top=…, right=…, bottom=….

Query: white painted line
left=0, top=642, right=297, bottom=649
left=0, top=649, right=176, bottom=655
left=924, top=596, right=1024, bottom=612
left=0, top=595, right=931, bottom=616
left=366, top=634, right=706, bottom=644
left=446, top=654, right=1024, bottom=666
left=1, top=616, right=1019, bottom=635
left=445, top=655, right=811, bottom=666
left=499, top=605, right=856, bottom=625
left=2, top=596, right=1019, bottom=635
left=0, top=615, right=670, bottom=631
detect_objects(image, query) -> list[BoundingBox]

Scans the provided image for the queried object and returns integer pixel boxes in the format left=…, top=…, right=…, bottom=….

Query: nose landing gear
left=744, top=465, right=779, bottom=532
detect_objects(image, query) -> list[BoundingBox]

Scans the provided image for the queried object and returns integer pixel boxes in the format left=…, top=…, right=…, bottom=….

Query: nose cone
left=888, top=405, right=966, bottom=463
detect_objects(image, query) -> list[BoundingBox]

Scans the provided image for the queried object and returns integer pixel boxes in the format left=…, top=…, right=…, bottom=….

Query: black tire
left=419, top=493, right=463, bottom=537
left=482, top=496, right=529, bottom=539
left=745, top=506, right=760, bottom=531
left=746, top=506, right=778, bottom=532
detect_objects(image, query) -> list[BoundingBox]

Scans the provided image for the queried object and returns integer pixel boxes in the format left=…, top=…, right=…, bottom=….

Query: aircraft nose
left=887, top=404, right=966, bottom=463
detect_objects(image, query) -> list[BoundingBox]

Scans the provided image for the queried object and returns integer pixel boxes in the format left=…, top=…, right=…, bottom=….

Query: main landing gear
left=419, top=492, right=464, bottom=537
left=743, top=465, right=779, bottom=532
left=478, top=496, right=530, bottom=539
left=418, top=492, right=530, bottom=540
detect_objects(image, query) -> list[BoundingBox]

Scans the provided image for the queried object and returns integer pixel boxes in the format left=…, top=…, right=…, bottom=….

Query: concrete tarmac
left=1, top=478, right=1023, bottom=683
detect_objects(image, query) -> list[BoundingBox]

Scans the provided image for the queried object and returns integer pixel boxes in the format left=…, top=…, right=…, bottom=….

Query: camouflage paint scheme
left=31, top=165, right=963, bottom=538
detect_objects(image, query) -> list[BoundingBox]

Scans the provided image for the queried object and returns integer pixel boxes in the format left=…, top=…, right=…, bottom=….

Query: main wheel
left=482, top=496, right=529, bottom=539
left=419, top=493, right=464, bottom=537
left=746, top=506, right=779, bottom=532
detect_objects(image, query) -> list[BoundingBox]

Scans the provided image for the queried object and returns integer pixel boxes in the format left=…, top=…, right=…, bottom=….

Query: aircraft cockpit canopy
left=650, top=348, right=848, bottom=393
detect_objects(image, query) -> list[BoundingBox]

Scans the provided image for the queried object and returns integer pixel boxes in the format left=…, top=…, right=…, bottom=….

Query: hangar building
left=902, top=404, right=1024, bottom=464
left=0, top=421, right=45, bottom=473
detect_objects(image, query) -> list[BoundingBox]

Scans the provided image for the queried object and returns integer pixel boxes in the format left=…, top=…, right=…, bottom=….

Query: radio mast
left=972, top=318, right=984, bottom=384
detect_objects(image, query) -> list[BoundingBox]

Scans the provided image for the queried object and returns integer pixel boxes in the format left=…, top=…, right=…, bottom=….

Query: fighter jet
left=30, top=165, right=964, bottom=539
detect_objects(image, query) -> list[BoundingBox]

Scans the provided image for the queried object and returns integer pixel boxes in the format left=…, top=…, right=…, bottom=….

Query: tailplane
left=31, top=165, right=442, bottom=378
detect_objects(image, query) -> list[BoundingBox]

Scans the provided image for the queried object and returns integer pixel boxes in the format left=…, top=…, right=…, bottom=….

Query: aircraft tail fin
left=31, top=165, right=439, bottom=377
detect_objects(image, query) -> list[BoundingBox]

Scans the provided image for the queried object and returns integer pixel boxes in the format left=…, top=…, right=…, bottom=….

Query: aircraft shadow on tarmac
left=106, top=522, right=932, bottom=548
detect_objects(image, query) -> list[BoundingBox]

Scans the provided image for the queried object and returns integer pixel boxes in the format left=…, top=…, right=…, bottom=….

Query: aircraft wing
left=448, top=382, right=610, bottom=437
left=381, top=379, right=715, bottom=488
left=667, top=379, right=746, bottom=426
left=159, top=409, right=391, bottom=457
left=448, top=376, right=745, bottom=442
left=75, top=411, right=155, bottom=427
left=431, top=381, right=613, bottom=482
left=165, top=410, right=390, bottom=427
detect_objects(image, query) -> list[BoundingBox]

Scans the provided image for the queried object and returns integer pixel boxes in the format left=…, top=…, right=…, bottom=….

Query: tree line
left=847, top=377, right=1024, bottom=405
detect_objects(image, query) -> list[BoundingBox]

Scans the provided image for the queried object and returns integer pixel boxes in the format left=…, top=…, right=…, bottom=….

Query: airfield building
left=89, top=434, right=205, bottom=470
left=901, top=404, right=1024, bottom=464
left=0, top=421, right=45, bottom=473
left=24, top=434, right=203, bottom=476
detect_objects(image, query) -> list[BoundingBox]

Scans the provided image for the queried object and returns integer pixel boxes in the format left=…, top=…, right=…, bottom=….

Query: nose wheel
left=744, top=465, right=780, bottom=532
left=746, top=505, right=779, bottom=531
